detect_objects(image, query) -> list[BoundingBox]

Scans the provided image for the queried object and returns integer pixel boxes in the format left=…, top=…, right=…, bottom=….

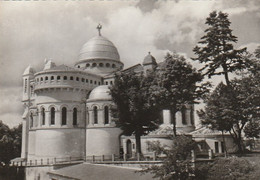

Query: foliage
left=140, top=135, right=196, bottom=180
left=244, top=120, right=260, bottom=139
left=254, top=46, right=260, bottom=59
left=0, top=121, right=22, bottom=166
left=151, top=52, right=209, bottom=136
left=110, top=71, right=161, bottom=153
left=193, top=11, right=248, bottom=86
left=204, top=157, right=255, bottom=180
left=199, top=73, right=260, bottom=153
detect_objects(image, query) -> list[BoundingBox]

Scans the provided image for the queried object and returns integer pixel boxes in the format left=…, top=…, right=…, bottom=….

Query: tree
left=193, top=11, right=248, bottom=86
left=200, top=73, right=260, bottom=153
left=254, top=46, right=260, bottom=59
left=198, top=82, right=234, bottom=155
left=110, top=71, right=161, bottom=154
left=0, top=121, right=22, bottom=166
left=151, top=52, right=209, bottom=136
left=244, top=120, right=260, bottom=139
left=140, top=135, right=197, bottom=180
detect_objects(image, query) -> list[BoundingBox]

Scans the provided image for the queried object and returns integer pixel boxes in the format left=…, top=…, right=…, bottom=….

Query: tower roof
left=78, top=35, right=120, bottom=62
left=23, top=65, right=35, bottom=76
left=88, top=85, right=111, bottom=102
left=143, top=52, right=157, bottom=65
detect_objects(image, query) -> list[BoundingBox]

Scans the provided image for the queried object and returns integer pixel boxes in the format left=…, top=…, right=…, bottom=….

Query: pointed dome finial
left=97, top=23, right=102, bottom=36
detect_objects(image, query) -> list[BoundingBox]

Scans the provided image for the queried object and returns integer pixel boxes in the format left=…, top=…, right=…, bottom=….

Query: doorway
left=126, top=139, right=132, bottom=158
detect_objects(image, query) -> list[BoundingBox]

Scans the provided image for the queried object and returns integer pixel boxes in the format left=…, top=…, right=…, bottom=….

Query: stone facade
left=21, top=27, right=196, bottom=162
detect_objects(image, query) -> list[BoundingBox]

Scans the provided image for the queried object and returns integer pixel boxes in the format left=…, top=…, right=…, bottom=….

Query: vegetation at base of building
left=139, top=135, right=197, bottom=180
left=195, top=157, right=259, bottom=180
left=0, top=166, right=25, bottom=180
left=0, top=121, right=23, bottom=179
left=149, top=53, right=210, bottom=136
left=140, top=136, right=260, bottom=180
left=0, top=120, right=22, bottom=166
left=198, top=58, right=260, bottom=154
left=110, top=71, right=162, bottom=154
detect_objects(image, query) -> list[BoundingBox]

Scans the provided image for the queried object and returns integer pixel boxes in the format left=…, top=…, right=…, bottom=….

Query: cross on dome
left=97, top=23, right=102, bottom=36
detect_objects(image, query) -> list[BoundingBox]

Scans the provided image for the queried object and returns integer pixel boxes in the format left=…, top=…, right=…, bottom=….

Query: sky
left=0, top=0, right=259, bottom=127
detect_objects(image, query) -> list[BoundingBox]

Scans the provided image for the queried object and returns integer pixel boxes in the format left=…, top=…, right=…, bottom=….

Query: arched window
left=61, top=107, right=67, bottom=125
left=70, top=76, right=74, bottom=80
left=42, top=108, right=45, bottom=125
left=30, top=112, right=33, bottom=128
left=82, top=78, right=85, bottom=82
left=99, top=63, right=103, bottom=67
left=181, top=107, right=187, bottom=125
left=112, top=64, right=116, bottom=68
left=94, top=81, right=97, bottom=85
left=50, top=107, right=55, bottom=125
left=73, top=108, right=77, bottom=125
left=57, top=76, right=61, bottom=80
left=92, top=63, right=97, bottom=67
left=86, top=79, right=88, bottom=83
left=76, top=77, right=79, bottom=81
left=40, top=77, right=43, bottom=82
left=106, top=82, right=108, bottom=85
left=190, top=107, right=194, bottom=125
left=110, top=81, right=113, bottom=85
left=45, top=76, right=48, bottom=81
left=86, top=63, right=90, bottom=67
left=104, top=106, right=109, bottom=124
left=64, top=76, right=67, bottom=80
left=51, top=76, right=54, bottom=80
left=90, top=80, right=93, bottom=84
left=93, top=106, right=98, bottom=124
left=106, top=63, right=110, bottom=67
left=24, top=79, right=27, bottom=93
left=78, top=65, right=80, bottom=68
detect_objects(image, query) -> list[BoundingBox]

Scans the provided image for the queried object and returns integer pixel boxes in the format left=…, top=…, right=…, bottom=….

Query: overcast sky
left=0, top=0, right=259, bottom=127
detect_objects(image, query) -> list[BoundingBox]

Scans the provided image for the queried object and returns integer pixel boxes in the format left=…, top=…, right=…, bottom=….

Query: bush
left=203, top=157, right=255, bottom=180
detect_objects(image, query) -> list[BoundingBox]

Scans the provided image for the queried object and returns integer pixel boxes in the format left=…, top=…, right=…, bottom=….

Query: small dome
left=78, top=36, right=120, bottom=62
left=23, top=65, right=35, bottom=75
left=143, top=52, right=157, bottom=65
left=88, top=85, right=111, bottom=101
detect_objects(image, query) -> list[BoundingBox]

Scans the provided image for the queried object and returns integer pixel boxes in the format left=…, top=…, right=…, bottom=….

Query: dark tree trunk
left=229, top=128, right=244, bottom=154
left=135, top=133, right=142, bottom=154
left=170, top=109, right=177, bottom=136
left=222, top=64, right=230, bottom=86
left=237, top=131, right=244, bottom=154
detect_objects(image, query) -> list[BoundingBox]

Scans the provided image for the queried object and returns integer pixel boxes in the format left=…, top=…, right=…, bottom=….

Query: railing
left=11, top=150, right=215, bottom=167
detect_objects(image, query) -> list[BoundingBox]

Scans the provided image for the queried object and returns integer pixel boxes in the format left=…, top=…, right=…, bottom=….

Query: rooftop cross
left=97, top=23, right=102, bottom=36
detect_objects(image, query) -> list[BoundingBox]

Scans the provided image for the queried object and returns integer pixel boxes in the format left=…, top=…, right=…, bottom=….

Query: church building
left=19, top=25, right=234, bottom=179
left=21, top=24, right=195, bottom=161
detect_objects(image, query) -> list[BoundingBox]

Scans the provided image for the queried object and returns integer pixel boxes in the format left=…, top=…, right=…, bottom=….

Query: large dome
left=78, top=36, right=120, bottom=62
left=88, top=85, right=111, bottom=102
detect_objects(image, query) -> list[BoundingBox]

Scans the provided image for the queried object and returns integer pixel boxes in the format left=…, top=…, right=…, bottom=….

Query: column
left=98, top=109, right=104, bottom=125
left=68, top=110, right=73, bottom=127
left=45, top=111, right=50, bottom=126
left=163, top=110, right=171, bottom=124
left=56, top=109, right=61, bottom=126
left=21, top=117, right=29, bottom=159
